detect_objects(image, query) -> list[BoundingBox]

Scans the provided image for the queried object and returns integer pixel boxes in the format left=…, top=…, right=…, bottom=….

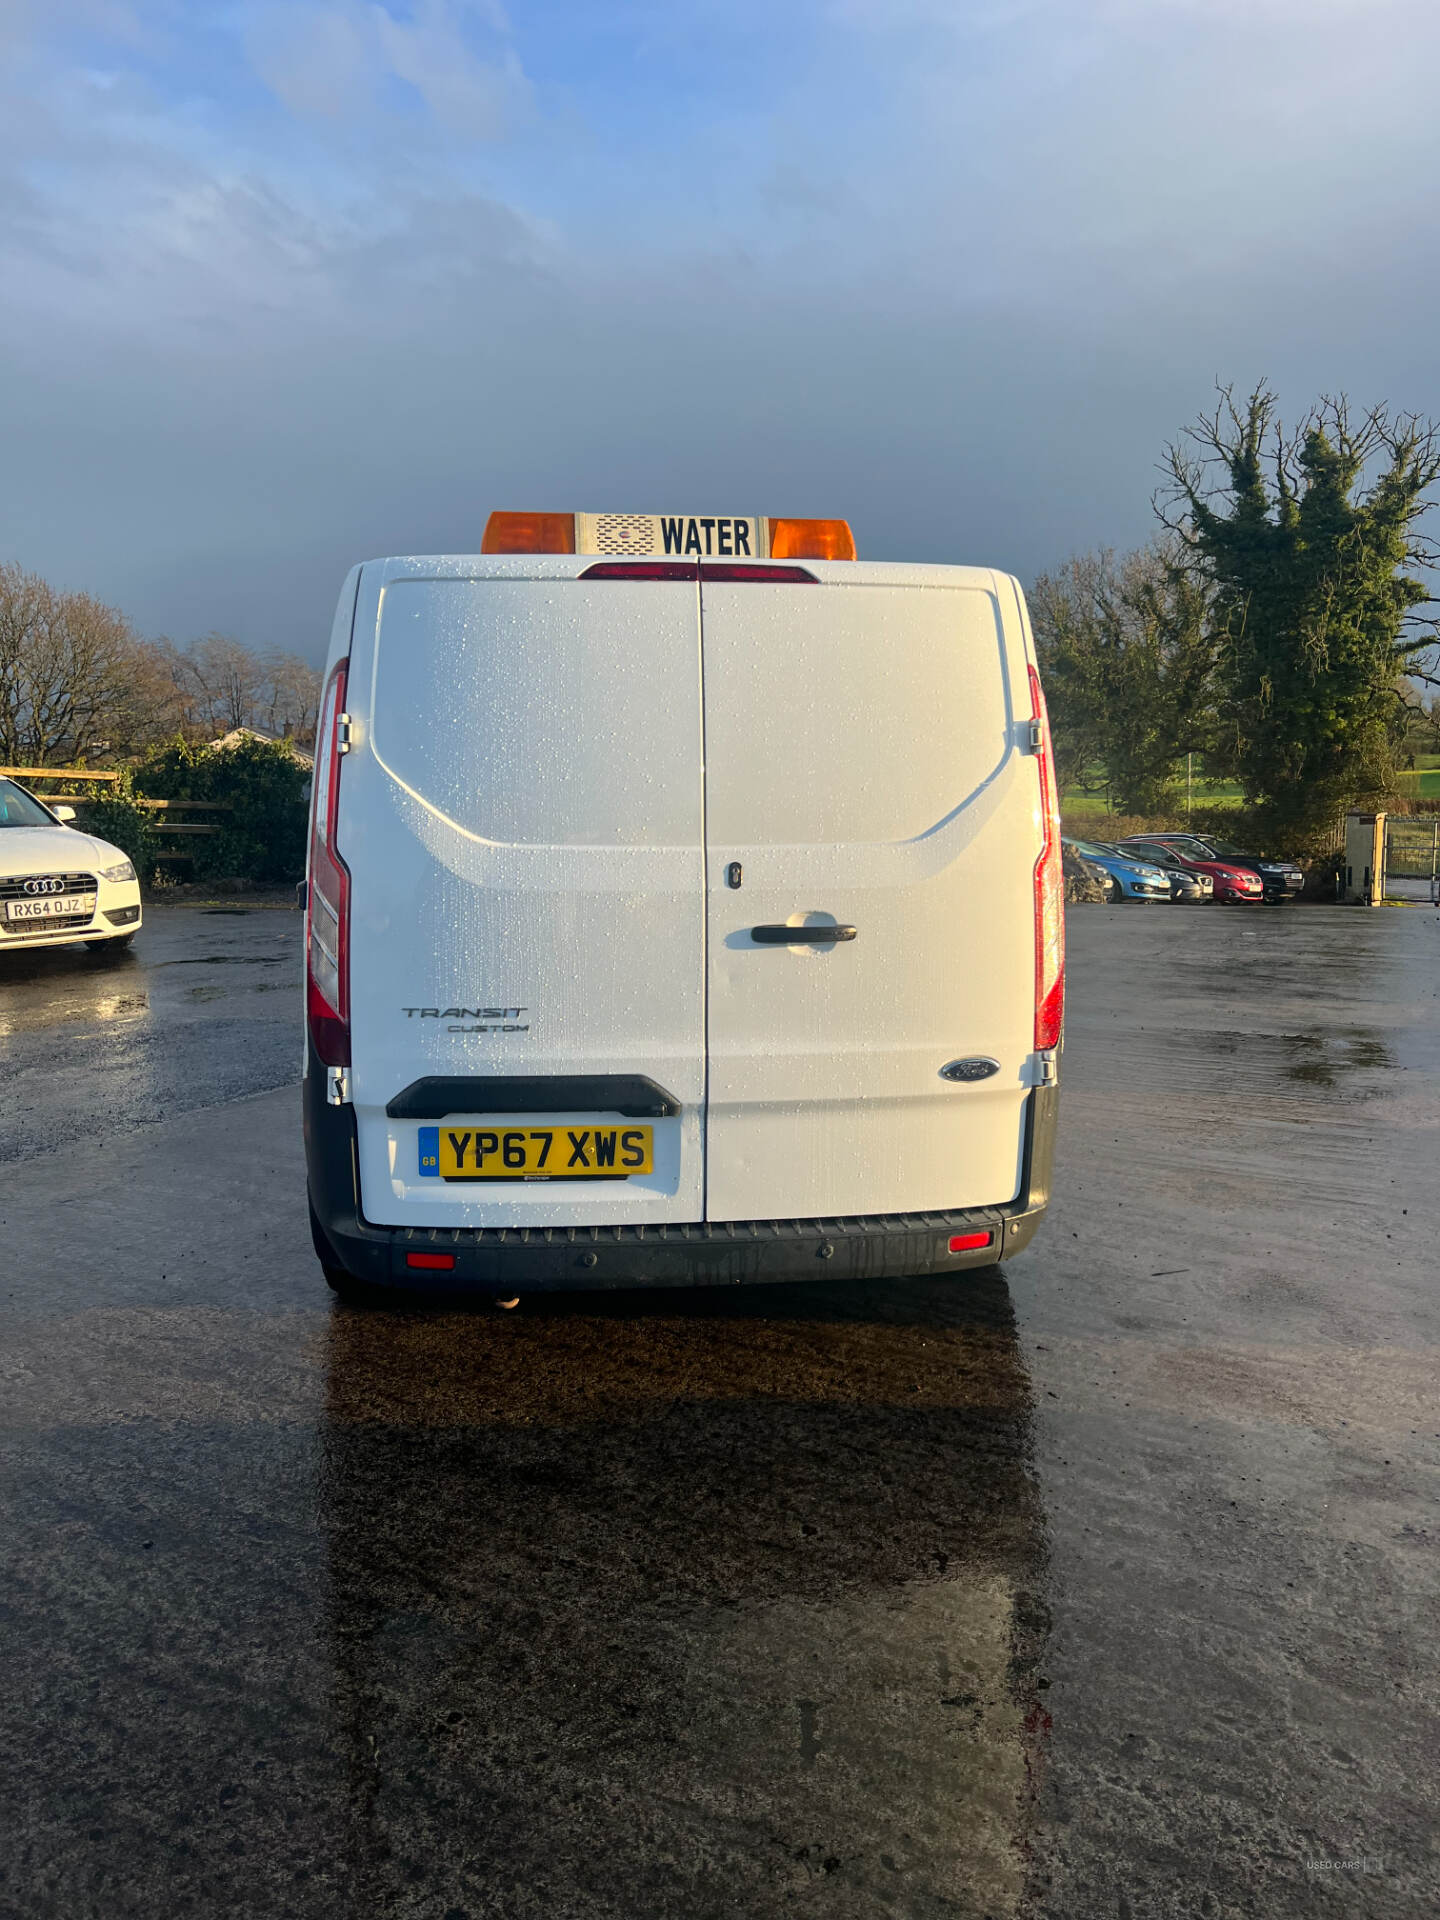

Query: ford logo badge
left=940, top=1057, right=1000, bottom=1083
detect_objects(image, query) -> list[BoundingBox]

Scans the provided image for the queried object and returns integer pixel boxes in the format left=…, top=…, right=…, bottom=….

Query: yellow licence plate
left=425, top=1124, right=654, bottom=1180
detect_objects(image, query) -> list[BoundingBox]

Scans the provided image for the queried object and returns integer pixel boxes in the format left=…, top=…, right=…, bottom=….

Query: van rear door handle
left=751, top=924, right=857, bottom=944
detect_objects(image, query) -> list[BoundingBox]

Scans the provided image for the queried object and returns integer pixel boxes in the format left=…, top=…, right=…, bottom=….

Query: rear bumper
left=304, top=1049, right=1059, bottom=1294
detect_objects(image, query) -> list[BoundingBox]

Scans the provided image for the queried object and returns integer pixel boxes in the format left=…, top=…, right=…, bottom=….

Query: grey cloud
left=242, top=0, right=529, bottom=137
left=11, top=229, right=1427, bottom=662
left=243, top=5, right=373, bottom=120
left=1, top=0, right=1437, bottom=661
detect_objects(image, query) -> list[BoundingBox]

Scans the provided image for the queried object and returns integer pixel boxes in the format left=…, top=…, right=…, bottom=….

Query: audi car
left=0, top=779, right=142, bottom=953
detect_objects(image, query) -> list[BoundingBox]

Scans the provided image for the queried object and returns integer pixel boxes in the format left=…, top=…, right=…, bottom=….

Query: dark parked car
left=1133, top=833, right=1305, bottom=901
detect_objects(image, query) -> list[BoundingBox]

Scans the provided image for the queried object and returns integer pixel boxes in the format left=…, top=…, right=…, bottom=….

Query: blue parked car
left=1062, top=837, right=1172, bottom=903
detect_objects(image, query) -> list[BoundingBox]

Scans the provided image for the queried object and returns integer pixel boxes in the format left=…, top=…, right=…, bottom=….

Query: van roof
left=356, top=554, right=1017, bottom=594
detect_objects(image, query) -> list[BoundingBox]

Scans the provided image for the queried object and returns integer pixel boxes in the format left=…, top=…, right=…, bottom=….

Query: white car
left=0, top=778, right=143, bottom=954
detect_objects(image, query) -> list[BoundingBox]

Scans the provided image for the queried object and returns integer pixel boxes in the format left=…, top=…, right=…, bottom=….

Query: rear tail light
left=578, top=561, right=699, bottom=581
left=578, top=560, right=820, bottom=584
left=702, top=563, right=817, bottom=583
left=307, top=663, right=351, bottom=1067
left=1029, top=664, right=1065, bottom=1052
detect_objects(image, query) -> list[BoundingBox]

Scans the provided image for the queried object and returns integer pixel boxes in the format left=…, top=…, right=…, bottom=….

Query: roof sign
left=482, top=512, right=856, bottom=561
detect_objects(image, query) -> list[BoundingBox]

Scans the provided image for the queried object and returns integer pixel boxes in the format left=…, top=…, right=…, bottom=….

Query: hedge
left=81, top=773, right=157, bottom=875
left=131, top=737, right=310, bottom=884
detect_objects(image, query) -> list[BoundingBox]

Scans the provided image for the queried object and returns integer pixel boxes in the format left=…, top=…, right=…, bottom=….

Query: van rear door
left=343, top=561, right=706, bottom=1230
left=701, top=565, right=1036, bottom=1222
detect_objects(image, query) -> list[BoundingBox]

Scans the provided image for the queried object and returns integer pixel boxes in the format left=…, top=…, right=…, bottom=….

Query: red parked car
left=1118, top=837, right=1264, bottom=903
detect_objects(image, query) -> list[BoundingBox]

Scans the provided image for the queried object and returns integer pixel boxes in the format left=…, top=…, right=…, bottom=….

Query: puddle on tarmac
left=1106, top=1024, right=1408, bottom=1115
left=186, top=980, right=293, bottom=1001
left=1280, top=1030, right=1394, bottom=1088
left=154, top=954, right=285, bottom=967
left=0, top=989, right=150, bottom=1037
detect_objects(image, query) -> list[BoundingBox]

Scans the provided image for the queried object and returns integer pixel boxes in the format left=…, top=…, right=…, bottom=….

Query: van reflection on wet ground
left=321, top=1271, right=1051, bottom=1919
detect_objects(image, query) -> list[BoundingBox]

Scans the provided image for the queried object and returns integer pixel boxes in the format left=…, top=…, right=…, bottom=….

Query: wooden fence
left=1, top=768, right=233, bottom=859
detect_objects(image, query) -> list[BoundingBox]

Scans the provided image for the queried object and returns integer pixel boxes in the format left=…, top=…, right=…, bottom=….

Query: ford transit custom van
left=304, top=512, right=1061, bottom=1298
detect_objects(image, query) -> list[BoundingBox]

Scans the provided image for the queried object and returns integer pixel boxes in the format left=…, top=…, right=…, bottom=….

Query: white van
left=304, top=512, right=1062, bottom=1298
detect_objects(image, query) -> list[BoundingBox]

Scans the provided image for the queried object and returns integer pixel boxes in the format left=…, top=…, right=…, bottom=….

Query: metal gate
left=1384, top=815, right=1440, bottom=903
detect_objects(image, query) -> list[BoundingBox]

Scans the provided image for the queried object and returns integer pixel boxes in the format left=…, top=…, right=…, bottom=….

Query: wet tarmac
left=0, top=906, right=301, bottom=1165
left=1, top=901, right=1436, bottom=1917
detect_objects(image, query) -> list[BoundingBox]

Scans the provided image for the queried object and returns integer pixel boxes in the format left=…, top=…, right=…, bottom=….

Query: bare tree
left=179, top=632, right=271, bottom=735
left=0, top=565, right=52, bottom=762
left=0, top=564, right=167, bottom=764
left=1, top=564, right=326, bottom=763
left=1030, top=542, right=1215, bottom=814
left=155, top=633, right=320, bottom=742
left=261, top=649, right=322, bottom=745
left=120, top=640, right=191, bottom=748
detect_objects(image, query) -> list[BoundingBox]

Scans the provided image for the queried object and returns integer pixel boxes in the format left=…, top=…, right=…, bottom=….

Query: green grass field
left=1060, top=784, right=1243, bottom=819
left=1398, top=760, right=1440, bottom=798
left=1062, top=756, right=1440, bottom=817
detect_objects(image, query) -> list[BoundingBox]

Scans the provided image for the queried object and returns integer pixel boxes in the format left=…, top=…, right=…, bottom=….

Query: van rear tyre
left=323, top=1264, right=378, bottom=1305
left=309, top=1198, right=374, bottom=1304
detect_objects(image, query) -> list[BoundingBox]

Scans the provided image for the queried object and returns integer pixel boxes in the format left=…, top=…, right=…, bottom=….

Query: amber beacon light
left=481, top=510, right=856, bottom=561
left=481, top=512, right=577, bottom=555
left=767, top=518, right=857, bottom=561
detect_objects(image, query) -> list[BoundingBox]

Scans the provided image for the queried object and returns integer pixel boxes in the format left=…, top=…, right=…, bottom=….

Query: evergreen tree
left=1161, top=387, right=1440, bottom=838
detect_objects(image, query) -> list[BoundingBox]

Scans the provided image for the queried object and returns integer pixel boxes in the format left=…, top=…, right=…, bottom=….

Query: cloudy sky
left=2, top=0, right=1437, bottom=658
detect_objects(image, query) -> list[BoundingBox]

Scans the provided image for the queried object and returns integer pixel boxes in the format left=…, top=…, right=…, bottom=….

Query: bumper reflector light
left=948, top=1231, right=994, bottom=1253
left=406, top=1252, right=457, bottom=1271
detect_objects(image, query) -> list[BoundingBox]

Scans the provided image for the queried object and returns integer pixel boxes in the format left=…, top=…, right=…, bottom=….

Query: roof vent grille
left=592, top=513, right=659, bottom=555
